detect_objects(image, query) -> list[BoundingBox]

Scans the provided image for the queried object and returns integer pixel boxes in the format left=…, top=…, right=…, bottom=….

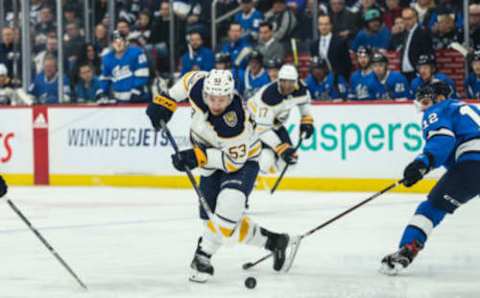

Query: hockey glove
left=146, top=94, right=177, bottom=130
left=403, top=159, right=429, bottom=187
left=300, top=115, right=314, bottom=139
left=171, top=147, right=207, bottom=172
left=0, top=175, right=7, bottom=198
left=275, top=143, right=298, bottom=165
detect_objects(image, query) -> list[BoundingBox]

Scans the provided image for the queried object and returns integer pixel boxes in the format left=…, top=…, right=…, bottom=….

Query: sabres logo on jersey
left=223, top=111, right=238, bottom=128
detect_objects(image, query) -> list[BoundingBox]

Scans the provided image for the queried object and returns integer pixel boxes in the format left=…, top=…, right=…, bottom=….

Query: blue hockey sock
left=399, top=200, right=447, bottom=247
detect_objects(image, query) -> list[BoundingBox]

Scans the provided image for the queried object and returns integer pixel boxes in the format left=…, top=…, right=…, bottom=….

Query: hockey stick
left=270, top=136, right=305, bottom=195
left=160, top=121, right=219, bottom=226
left=243, top=179, right=405, bottom=271
left=5, top=198, right=88, bottom=290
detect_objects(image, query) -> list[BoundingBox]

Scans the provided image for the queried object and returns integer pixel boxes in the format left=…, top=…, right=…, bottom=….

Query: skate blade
left=379, top=262, right=402, bottom=276
left=282, top=235, right=302, bottom=273
left=189, top=269, right=211, bottom=283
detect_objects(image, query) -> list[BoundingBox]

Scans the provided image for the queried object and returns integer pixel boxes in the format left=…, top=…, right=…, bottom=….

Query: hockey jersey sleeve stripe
left=134, top=68, right=149, bottom=77
left=153, top=95, right=177, bottom=112
left=182, top=71, right=197, bottom=91
left=248, top=141, right=262, bottom=158
left=426, top=128, right=455, bottom=140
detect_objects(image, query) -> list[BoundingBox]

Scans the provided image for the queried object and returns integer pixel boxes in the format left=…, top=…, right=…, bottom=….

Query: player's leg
left=189, top=171, right=222, bottom=283
left=381, top=160, right=480, bottom=275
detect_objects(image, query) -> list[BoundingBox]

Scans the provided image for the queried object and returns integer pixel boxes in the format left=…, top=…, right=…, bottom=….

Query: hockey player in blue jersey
left=380, top=81, right=480, bottom=275
left=410, top=54, right=457, bottom=99
left=465, top=51, right=480, bottom=99
left=370, top=52, right=410, bottom=100
left=265, top=57, right=282, bottom=81
left=349, top=46, right=376, bottom=100
left=305, top=56, right=348, bottom=101
left=97, top=31, right=150, bottom=103
left=238, top=50, right=270, bottom=99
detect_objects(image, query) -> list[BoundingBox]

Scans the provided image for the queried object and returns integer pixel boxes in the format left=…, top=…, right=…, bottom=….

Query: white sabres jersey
left=168, top=71, right=262, bottom=175
left=246, top=80, right=312, bottom=149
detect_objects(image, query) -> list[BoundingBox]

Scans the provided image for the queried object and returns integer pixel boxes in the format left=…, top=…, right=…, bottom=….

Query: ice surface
left=1, top=186, right=479, bottom=298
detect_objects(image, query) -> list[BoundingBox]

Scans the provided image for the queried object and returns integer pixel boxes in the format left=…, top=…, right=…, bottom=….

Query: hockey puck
left=244, top=276, right=257, bottom=289
left=242, top=263, right=252, bottom=270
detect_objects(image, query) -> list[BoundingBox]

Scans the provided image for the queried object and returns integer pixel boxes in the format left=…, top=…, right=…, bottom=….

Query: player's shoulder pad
left=291, top=80, right=309, bottom=97
left=208, top=94, right=247, bottom=138
left=261, top=82, right=284, bottom=106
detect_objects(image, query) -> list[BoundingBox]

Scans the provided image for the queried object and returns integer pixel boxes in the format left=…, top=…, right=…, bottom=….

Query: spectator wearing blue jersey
left=238, top=50, right=270, bottom=99
left=349, top=46, right=376, bottom=100
left=97, top=31, right=150, bottom=103
left=234, top=0, right=264, bottom=42
left=221, top=23, right=253, bottom=70
left=410, top=54, right=457, bottom=99
left=465, top=51, right=480, bottom=100
left=74, top=64, right=101, bottom=103
left=351, top=8, right=391, bottom=51
left=370, top=52, right=410, bottom=100
left=305, top=56, right=348, bottom=101
left=29, top=55, right=71, bottom=104
left=180, top=31, right=214, bottom=75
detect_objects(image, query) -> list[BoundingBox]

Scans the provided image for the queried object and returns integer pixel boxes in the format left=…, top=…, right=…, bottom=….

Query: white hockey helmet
left=203, top=69, right=235, bottom=99
left=0, top=63, right=7, bottom=76
left=278, top=64, right=298, bottom=81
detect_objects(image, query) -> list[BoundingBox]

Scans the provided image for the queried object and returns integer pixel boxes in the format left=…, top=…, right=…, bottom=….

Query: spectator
left=64, top=23, right=86, bottom=70
left=34, top=7, right=56, bottom=52
left=383, top=0, right=403, bottom=30
left=287, top=0, right=307, bottom=15
left=63, top=4, right=82, bottom=27
left=94, top=24, right=109, bottom=54
left=465, top=51, right=480, bottom=100
left=328, top=0, right=359, bottom=41
left=71, top=43, right=102, bottom=85
left=265, top=0, right=297, bottom=44
left=238, top=50, right=270, bottom=99
left=34, top=35, right=58, bottom=75
left=132, top=11, right=153, bottom=47
left=389, top=16, right=406, bottom=51
left=370, top=52, right=410, bottom=100
left=0, top=27, right=20, bottom=79
left=97, top=31, right=150, bottom=103
left=29, top=55, right=71, bottom=104
left=410, top=54, right=457, bottom=98
left=264, top=57, right=283, bottom=81
left=400, top=7, right=433, bottom=82
left=221, top=22, right=252, bottom=70
left=305, top=56, right=348, bottom=101
left=74, top=64, right=101, bottom=103
left=431, top=8, right=463, bottom=50
left=116, top=19, right=131, bottom=37
left=256, top=22, right=285, bottom=65
left=172, top=0, right=205, bottom=35
left=410, top=0, right=435, bottom=24
left=180, top=31, right=214, bottom=75
left=425, top=0, right=463, bottom=32
left=351, top=8, right=391, bottom=51
left=311, top=14, right=352, bottom=80
left=0, top=64, right=13, bottom=105
left=234, top=0, right=264, bottom=42
left=349, top=46, right=376, bottom=100
left=470, top=4, right=480, bottom=50
left=150, top=2, right=171, bottom=74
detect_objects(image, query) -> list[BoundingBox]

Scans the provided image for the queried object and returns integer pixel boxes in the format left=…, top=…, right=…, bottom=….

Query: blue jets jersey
left=305, top=73, right=348, bottom=100
left=99, top=46, right=150, bottom=102
left=371, top=71, right=410, bottom=100
left=239, top=67, right=270, bottom=99
left=234, top=9, right=264, bottom=40
left=465, top=73, right=480, bottom=99
left=29, top=73, right=71, bottom=104
left=417, top=99, right=480, bottom=170
left=180, top=47, right=215, bottom=76
left=410, top=72, right=458, bottom=99
left=349, top=70, right=376, bottom=100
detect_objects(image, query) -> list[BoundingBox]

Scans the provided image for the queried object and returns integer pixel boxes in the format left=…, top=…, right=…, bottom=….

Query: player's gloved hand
left=403, top=159, right=429, bottom=187
left=300, top=115, right=314, bottom=139
left=95, top=92, right=116, bottom=105
left=0, top=175, right=8, bottom=198
left=275, top=143, right=298, bottom=165
left=171, top=147, right=207, bottom=172
left=130, top=88, right=143, bottom=102
left=146, top=94, right=177, bottom=131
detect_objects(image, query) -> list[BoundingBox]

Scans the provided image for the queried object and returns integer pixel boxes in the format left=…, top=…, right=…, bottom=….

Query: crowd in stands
left=1, top=0, right=480, bottom=105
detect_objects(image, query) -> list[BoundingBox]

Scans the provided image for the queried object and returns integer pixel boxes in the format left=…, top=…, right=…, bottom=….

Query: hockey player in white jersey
left=146, top=69, right=296, bottom=283
left=247, top=64, right=314, bottom=175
